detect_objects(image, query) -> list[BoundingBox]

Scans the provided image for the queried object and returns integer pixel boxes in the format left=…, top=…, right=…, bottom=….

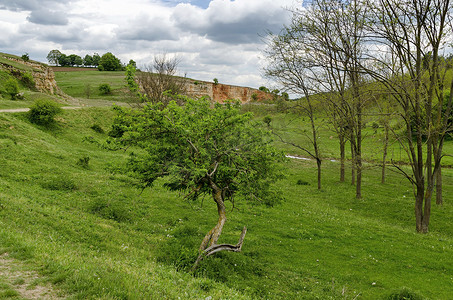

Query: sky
left=0, top=0, right=300, bottom=89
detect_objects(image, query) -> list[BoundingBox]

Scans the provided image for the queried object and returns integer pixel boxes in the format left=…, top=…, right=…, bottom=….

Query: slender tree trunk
left=381, top=123, right=389, bottom=184
left=351, top=138, right=356, bottom=185
left=340, top=138, right=345, bottom=182
left=435, top=166, right=443, bottom=205
left=316, top=158, right=322, bottom=190
left=415, top=183, right=425, bottom=233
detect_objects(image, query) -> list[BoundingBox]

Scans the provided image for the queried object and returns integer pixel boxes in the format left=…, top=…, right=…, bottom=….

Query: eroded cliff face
left=0, top=56, right=61, bottom=95
left=185, top=80, right=272, bottom=103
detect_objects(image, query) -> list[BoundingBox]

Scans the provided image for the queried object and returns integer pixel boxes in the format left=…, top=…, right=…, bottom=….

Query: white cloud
left=0, top=0, right=297, bottom=89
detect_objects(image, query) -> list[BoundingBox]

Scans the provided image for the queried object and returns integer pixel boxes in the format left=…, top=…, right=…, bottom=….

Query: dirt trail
left=0, top=253, right=64, bottom=299
left=0, top=106, right=82, bottom=113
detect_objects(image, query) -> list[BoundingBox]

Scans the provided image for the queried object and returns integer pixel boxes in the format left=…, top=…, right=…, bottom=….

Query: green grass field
left=0, top=105, right=452, bottom=299
left=1, top=61, right=453, bottom=299
left=53, top=69, right=139, bottom=104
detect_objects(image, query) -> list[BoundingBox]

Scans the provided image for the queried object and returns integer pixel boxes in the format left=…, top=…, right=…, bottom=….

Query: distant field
left=53, top=69, right=140, bottom=103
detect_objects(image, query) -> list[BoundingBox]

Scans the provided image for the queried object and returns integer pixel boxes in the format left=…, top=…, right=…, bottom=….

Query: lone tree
left=129, top=53, right=187, bottom=106
left=108, top=97, right=284, bottom=268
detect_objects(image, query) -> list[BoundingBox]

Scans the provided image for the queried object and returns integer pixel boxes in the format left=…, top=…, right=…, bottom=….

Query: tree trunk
left=193, top=180, right=247, bottom=271
left=316, top=158, right=322, bottom=190
left=415, top=183, right=425, bottom=233
left=381, top=124, right=389, bottom=184
left=435, top=166, right=443, bottom=205
left=340, top=139, right=345, bottom=182
left=351, top=139, right=356, bottom=185
left=198, top=185, right=226, bottom=252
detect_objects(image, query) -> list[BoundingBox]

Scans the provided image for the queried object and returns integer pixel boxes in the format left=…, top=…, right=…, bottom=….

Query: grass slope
left=0, top=107, right=452, bottom=299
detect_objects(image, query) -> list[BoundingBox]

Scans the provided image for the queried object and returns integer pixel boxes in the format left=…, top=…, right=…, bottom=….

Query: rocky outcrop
left=0, top=56, right=61, bottom=95
left=185, top=80, right=272, bottom=103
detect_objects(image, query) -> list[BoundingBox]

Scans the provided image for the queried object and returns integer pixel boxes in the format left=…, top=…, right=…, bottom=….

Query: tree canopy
left=108, top=96, right=284, bottom=267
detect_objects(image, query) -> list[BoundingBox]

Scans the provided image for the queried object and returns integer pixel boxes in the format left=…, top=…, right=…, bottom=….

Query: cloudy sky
left=0, top=0, right=300, bottom=89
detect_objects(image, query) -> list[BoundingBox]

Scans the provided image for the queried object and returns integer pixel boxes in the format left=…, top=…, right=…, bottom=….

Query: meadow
left=0, top=67, right=452, bottom=299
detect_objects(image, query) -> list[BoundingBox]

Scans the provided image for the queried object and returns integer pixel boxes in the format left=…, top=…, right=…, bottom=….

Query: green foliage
left=28, top=99, right=63, bottom=125
left=213, top=78, right=219, bottom=85
left=98, top=83, right=112, bottom=95
left=251, top=93, right=258, bottom=101
left=39, top=176, right=77, bottom=191
left=263, top=115, right=272, bottom=127
left=90, top=123, right=104, bottom=134
left=20, top=72, right=34, bottom=89
left=4, top=78, right=19, bottom=99
left=109, top=97, right=285, bottom=206
left=76, top=156, right=90, bottom=169
left=385, top=287, right=425, bottom=300
left=99, top=52, right=123, bottom=71
left=21, top=53, right=29, bottom=62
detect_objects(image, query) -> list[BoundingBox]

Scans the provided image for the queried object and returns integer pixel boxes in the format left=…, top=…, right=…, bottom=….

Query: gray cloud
left=116, top=15, right=180, bottom=42
left=27, top=8, right=68, bottom=25
left=172, top=0, right=292, bottom=44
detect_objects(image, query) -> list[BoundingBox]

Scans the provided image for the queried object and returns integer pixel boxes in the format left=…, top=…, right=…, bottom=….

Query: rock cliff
left=185, top=80, right=272, bottom=103
left=0, top=56, right=61, bottom=95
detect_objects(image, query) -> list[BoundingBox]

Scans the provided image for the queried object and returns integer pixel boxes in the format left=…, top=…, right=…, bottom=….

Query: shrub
left=28, top=99, right=63, bottom=125
left=385, top=287, right=425, bottom=300
left=251, top=93, right=258, bottom=101
left=90, top=124, right=104, bottom=134
left=99, top=83, right=112, bottom=95
left=263, top=115, right=272, bottom=127
left=76, top=156, right=90, bottom=169
left=5, top=78, right=19, bottom=99
left=21, top=72, right=35, bottom=89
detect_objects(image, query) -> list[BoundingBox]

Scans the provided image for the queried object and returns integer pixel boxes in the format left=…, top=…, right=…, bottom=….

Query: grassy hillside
left=53, top=68, right=139, bottom=105
left=0, top=106, right=452, bottom=299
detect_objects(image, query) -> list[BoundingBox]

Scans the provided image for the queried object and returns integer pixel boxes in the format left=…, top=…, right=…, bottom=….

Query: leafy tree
left=83, top=54, right=93, bottom=67
left=92, top=53, right=101, bottom=67
left=21, top=53, right=30, bottom=62
left=108, top=97, right=284, bottom=268
left=57, top=54, right=70, bottom=67
left=68, top=54, right=83, bottom=67
left=99, top=52, right=123, bottom=71
left=4, top=78, right=19, bottom=99
left=47, top=50, right=62, bottom=66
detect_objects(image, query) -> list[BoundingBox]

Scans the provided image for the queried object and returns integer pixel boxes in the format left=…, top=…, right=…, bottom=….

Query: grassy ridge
left=0, top=107, right=452, bottom=299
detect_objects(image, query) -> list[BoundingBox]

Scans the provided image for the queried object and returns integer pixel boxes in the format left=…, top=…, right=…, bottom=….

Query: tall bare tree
left=265, top=0, right=368, bottom=196
left=364, top=0, right=453, bottom=232
left=135, top=53, right=187, bottom=106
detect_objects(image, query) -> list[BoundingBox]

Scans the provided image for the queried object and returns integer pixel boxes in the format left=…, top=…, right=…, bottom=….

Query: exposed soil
left=0, top=253, right=64, bottom=299
left=51, top=66, right=98, bottom=72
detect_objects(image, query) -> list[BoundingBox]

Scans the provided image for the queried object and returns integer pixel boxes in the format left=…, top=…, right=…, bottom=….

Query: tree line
left=46, top=50, right=128, bottom=71
left=264, top=0, right=453, bottom=233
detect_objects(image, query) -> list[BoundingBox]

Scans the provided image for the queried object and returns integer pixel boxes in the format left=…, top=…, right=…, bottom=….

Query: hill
left=0, top=52, right=453, bottom=299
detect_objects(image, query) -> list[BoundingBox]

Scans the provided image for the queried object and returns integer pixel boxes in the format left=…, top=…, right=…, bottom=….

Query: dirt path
left=0, top=253, right=64, bottom=299
left=0, top=106, right=82, bottom=113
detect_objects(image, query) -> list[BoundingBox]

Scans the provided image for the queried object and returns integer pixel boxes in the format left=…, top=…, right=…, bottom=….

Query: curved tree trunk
left=198, top=184, right=226, bottom=252
left=193, top=180, right=247, bottom=271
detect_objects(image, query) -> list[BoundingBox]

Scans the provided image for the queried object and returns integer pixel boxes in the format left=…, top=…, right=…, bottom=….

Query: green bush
left=21, top=72, right=35, bottom=88
left=76, top=156, right=90, bottom=169
left=28, top=99, right=63, bottom=125
left=4, top=78, right=19, bottom=99
left=99, top=83, right=112, bottom=95
left=90, top=124, right=104, bottom=134
left=385, top=287, right=425, bottom=300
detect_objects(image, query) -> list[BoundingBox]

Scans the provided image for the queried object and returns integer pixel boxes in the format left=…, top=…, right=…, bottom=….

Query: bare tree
left=264, top=0, right=368, bottom=196
left=364, top=0, right=453, bottom=232
left=135, top=53, right=187, bottom=106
